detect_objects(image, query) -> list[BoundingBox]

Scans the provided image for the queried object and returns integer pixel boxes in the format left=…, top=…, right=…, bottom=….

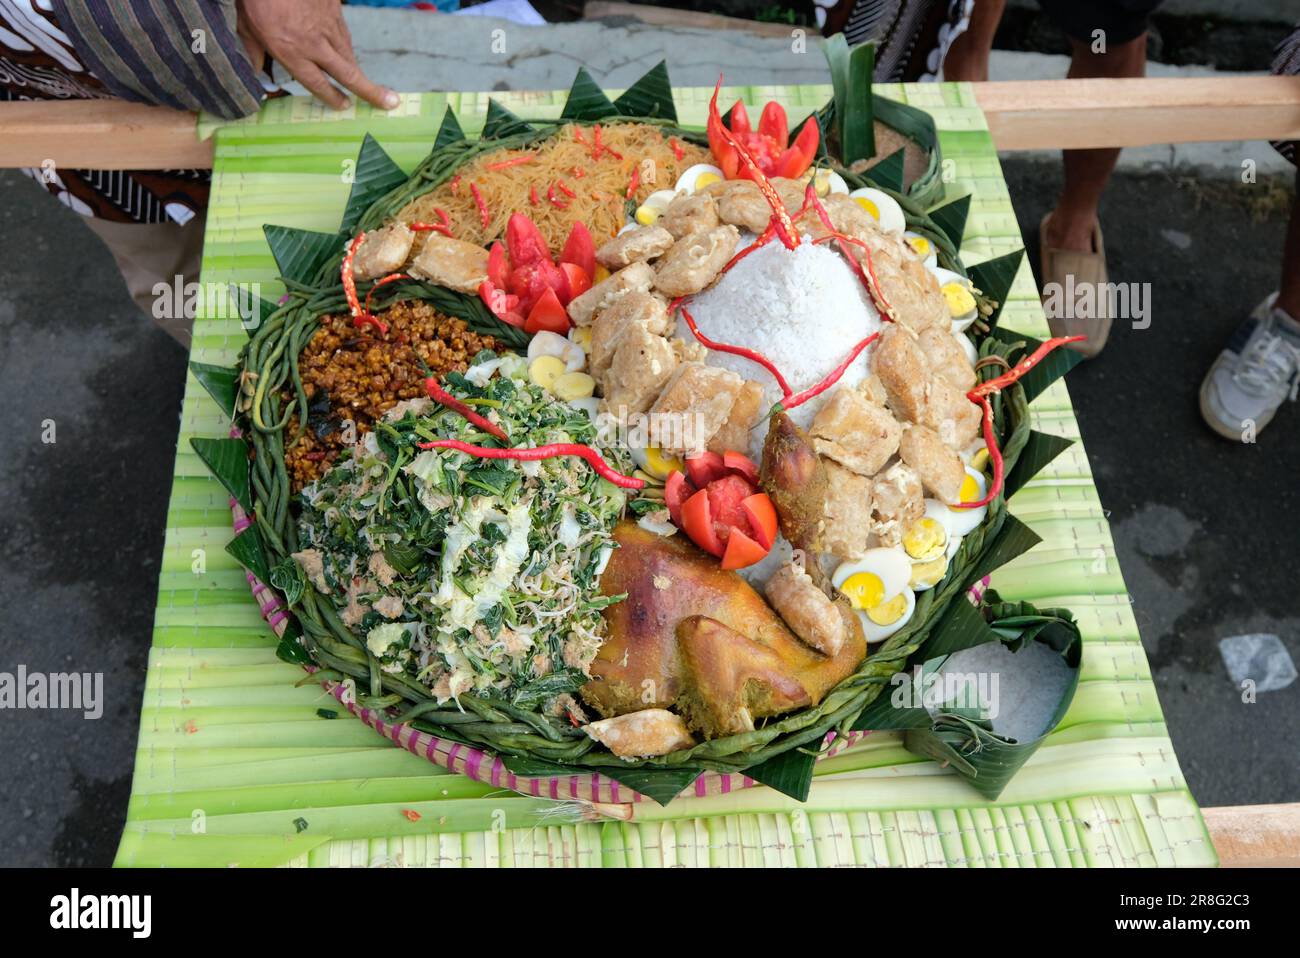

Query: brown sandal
left=1038, top=213, right=1113, bottom=359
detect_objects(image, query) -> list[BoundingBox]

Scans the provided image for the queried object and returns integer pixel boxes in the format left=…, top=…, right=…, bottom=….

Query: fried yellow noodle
left=398, top=123, right=711, bottom=251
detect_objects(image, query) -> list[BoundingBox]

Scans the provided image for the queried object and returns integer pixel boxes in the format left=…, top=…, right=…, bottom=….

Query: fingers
left=284, top=56, right=350, bottom=110
left=318, top=39, right=399, bottom=110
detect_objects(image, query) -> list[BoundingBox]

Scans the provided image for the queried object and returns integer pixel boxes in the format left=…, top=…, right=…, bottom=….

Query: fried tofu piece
left=765, top=562, right=845, bottom=657
left=600, top=325, right=678, bottom=417
left=671, top=336, right=708, bottom=365
left=660, top=192, right=720, bottom=240
left=870, top=324, right=930, bottom=423
left=859, top=373, right=890, bottom=407
left=653, top=225, right=740, bottom=298
left=649, top=362, right=744, bottom=455
left=707, top=179, right=771, bottom=233
left=923, top=377, right=983, bottom=448
left=407, top=234, right=489, bottom=293
left=567, top=261, right=655, bottom=326
left=819, top=459, right=874, bottom=559
left=802, top=192, right=876, bottom=239
left=917, top=325, right=976, bottom=390
left=809, top=386, right=903, bottom=477
left=583, top=709, right=695, bottom=758
left=595, top=225, right=675, bottom=269
left=589, top=291, right=670, bottom=381
left=870, top=461, right=925, bottom=548
left=707, top=380, right=765, bottom=457
left=898, top=424, right=965, bottom=503
left=352, top=223, right=415, bottom=281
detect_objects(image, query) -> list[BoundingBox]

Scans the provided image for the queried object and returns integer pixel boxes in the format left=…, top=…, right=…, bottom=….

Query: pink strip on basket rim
left=228, top=427, right=991, bottom=803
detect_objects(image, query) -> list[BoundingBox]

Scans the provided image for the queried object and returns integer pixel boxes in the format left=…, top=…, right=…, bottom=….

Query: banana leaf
left=968, top=514, right=1042, bottom=584
left=481, top=99, right=534, bottom=140
left=928, top=193, right=971, bottom=250
left=339, top=134, right=409, bottom=236
left=990, top=328, right=1084, bottom=404
left=189, top=436, right=251, bottom=512
left=967, top=248, right=1023, bottom=330
left=612, top=60, right=677, bottom=122
left=189, top=362, right=237, bottom=419
left=432, top=106, right=466, bottom=150
left=1004, top=430, right=1074, bottom=499
left=264, top=224, right=340, bottom=288
left=224, top=524, right=271, bottom=585
left=823, top=34, right=876, bottom=165
left=743, top=746, right=818, bottom=802
left=862, top=147, right=904, bottom=192
left=560, top=66, right=618, bottom=122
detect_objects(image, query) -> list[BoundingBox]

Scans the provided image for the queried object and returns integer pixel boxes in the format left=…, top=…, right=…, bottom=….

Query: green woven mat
left=116, top=83, right=1216, bottom=868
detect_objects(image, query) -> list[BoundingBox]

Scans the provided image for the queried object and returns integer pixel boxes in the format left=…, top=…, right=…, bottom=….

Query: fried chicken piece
left=870, top=461, right=925, bottom=548
left=809, top=385, right=903, bottom=477
left=407, top=234, right=489, bottom=293
left=820, top=459, right=875, bottom=559
left=352, top=223, right=415, bottom=281
left=589, top=291, right=670, bottom=381
left=706, top=380, right=765, bottom=457
left=653, top=225, right=740, bottom=298
left=659, top=192, right=720, bottom=240
left=582, top=709, right=695, bottom=758
left=600, top=324, right=678, bottom=417
left=648, top=361, right=743, bottom=455
left=765, top=562, right=845, bottom=657
left=761, top=411, right=829, bottom=561
left=923, top=377, right=983, bottom=449
left=582, top=522, right=867, bottom=738
left=870, top=324, right=930, bottom=423
left=567, top=261, right=655, bottom=326
left=595, top=224, right=675, bottom=269
left=898, top=423, right=965, bottom=503
left=917, top=324, right=977, bottom=390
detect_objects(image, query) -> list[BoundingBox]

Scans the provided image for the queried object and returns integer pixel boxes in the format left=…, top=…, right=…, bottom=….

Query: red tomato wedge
left=664, top=471, right=695, bottom=527
left=720, top=528, right=767, bottom=570
left=741, top=493, right=777, bottom=550
left=706, top=474, right=757, bottom=541
left=506, top=212, right=550, bottom=267
left=560, top=262, right=591, bottom=301
left=560, top=221, right=596, bottom=279
left=722, top=450, right=760, bottom=485
left=486, top=242, right=509, bottom=288
left=523, top=286, right=569, bottom=334
left=684, top=451, right=727, bottom=488
left=681, top=488, right=723, bottom=557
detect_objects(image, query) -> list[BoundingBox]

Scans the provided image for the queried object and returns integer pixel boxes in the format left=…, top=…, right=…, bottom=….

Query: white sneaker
left=1199, top=293, right=1300, bottom=441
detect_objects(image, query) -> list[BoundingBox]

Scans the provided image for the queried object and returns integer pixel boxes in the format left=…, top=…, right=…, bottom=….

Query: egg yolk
left=528, top=356, right=567, bottom=392
left=867, top=592, right=909, bottom=626
left=942, top=281, right=976, bottom=318
left=644, top=447, right=684, bottom=480
left=853, top=196, right=881, bottom=221
left=569, top=326, right=593, bottom=352
left=840, top=572, right=885, bottom=611
left=907, top=235, right=932, bottom=258
left=902, top=517, right=947, bottom=561
left=957, top=474, right=982, bottom=504
left=634, top=204, right=663, bottom=226
left=593, top=265, right=611, bottom=284
left=969, top=446, right=989, bottom=472
left=693, top=172, right=721, bottom=191
left=909, top=556, right=948, bottom=589
left=814, top=169, right=833, bottom=196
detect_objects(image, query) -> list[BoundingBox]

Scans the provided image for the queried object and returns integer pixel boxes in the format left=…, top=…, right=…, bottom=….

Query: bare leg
left=944, top=0, right=1006, bottom=82
left=1042, top=33, right=1148, bottom=252
left=1273, top=167, right=1300, bottom=319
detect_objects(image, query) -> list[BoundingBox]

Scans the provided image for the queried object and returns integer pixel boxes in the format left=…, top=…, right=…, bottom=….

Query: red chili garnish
left=953, top=395, right=1003, bottom=511
left=678, top=301, right=792, bottom=397
left=719, top=221, right=777, bottom=277
left=418, top=439, right=645, bottom=490
left=342, top=232, right=388, bottom=336
left=557, top=179, right=577, bottom=198
left=571, top=166, right=585, bottom=179
left=669, top=137, right=684, bottom=162
left=572, top=126, right=590, bottom=147
left=777, top=332, right=879, bottom=413
left=424, top=379, right=508, bottom=442
left=485, top=155, right=534, bottom=171
left=408, top=208, right=453, bottom=237
left=449, top=174, right=461, bottom=193
left=803, top=183, right=896, bottom=320
left=470, top=183, right=490, bottom=231
left=529, top=184, right=540, bottom=206
left=591, top=125, right=623, bottom=161
left=625, top=165, right=640, bottom=200
left=546, top=183, right=569, bottom=209
left=365, top=272, right=411, bottom=315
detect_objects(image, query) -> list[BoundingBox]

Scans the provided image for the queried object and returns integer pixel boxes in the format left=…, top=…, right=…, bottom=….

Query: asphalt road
left=0, top=157, right=1296, bottom=866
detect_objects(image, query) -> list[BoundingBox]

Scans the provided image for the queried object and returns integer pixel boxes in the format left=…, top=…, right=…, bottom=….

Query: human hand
left=237, top=0, right=399, bottom=111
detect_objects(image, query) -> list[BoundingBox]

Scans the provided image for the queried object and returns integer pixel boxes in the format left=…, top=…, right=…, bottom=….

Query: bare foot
left=1042, top=209, right=1096, bottom=253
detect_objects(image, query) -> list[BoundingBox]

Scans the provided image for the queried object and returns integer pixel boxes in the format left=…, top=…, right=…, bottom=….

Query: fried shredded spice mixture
left=284, top=301, right=499, bottom=489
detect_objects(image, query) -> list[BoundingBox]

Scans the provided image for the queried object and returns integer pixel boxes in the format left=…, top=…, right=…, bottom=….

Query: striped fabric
left=49, top=0, right=262, bottom=119
left=1271, top=24, right=1300, bottom=166
left=842, top=0, right=973, bottom=82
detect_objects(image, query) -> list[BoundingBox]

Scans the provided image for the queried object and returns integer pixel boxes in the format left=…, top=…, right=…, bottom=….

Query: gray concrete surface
left=2, top=10, right=1298, bottom=867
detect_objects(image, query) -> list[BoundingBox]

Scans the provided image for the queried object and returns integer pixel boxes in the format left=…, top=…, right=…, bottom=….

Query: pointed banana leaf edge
left=189, top=436, right=251, bottom=513
left=189, top=361, right=238, bottom=419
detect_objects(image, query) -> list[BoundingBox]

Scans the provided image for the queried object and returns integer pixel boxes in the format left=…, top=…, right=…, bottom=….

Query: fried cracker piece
left=917, top=325, right=977, bottom=390
left=765, top=562, right=845, bottom=657
left=352, top=223, right=415, bottom=281
left=820, top=459, right=874, bottom=559
left=809, top=385, right=903, bottom=477
left=898, top=424, right=965, bottom=503
left=707, top=380, right=765, bottom=457
left=870, top=324, right=930, bottom=423
left=589, top=291, right=670, bottom=381
left=648, top=362, right=743, bottom=455
left=583, top=709, right=695, bottom=758
left=595, top=224, right=675, bottom=269
left=869, top=461, right=925, bottom=548
left=567, top=261, right=655, bottom=326
left=407, top=234, right=489, bottom=293
left=923, top=377, right=983, bottom=448
left=653, top=225, right=741, bottom=298
left=659, top=192, right=720, bottom=240
left=600, top=325, right=678, bottom=417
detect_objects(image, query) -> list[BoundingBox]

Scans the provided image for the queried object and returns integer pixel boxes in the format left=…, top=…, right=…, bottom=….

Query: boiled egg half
left=903, top=231, right=938, bottom=269
left=832, top=548, right=917, bottom=642
left=931, top=267, right=979, bottom=332
left=848, top=187, right=906, bottom=234
left=673, top=163, right=725, bottom=195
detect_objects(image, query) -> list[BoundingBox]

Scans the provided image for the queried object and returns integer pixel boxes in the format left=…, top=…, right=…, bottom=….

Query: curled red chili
left=342, top=232, right=388, bottom=336
left=953, top=395, right=1003, bottom=511
left=365, top=272, right=411, bottom=315
left=591, top=125, right=623, bottom=161
left=470, top=182, right=490, bottom=230
left=417, top=439, right=645, bottom=490
left=803, top=183, right=896, bottom=320
left=776, top=332, right=879, bottom=414
left=557, top=179, right=577, bottom=198
left=678, top=301, right=792, bottom=397
left=408, top=209, right=452, bottom=237
left=424, top=379, right=508, bottom=442
left=546, top=182, right=569, bottom=209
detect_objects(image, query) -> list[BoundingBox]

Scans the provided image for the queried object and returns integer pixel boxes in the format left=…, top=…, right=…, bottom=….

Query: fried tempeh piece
left=352, top=223, right=415, bottom=280
left=653, top=225, right=741, bottom=298
left=917, top=325, right=976, bottom=391
left=407, top=234, right=490, bottom=293
left=583, top=709, right=695, bottom=758
left=898, top=424, right=965, bottom=503
left=923, top=377, right=983, bottom=449
left=765, top=562, right=846, bottom=657
left=567, top=261, right=655, bottom=325
left=595, top=225, right=675, bottom=269
left=809, top=385, right=903, bottom=477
